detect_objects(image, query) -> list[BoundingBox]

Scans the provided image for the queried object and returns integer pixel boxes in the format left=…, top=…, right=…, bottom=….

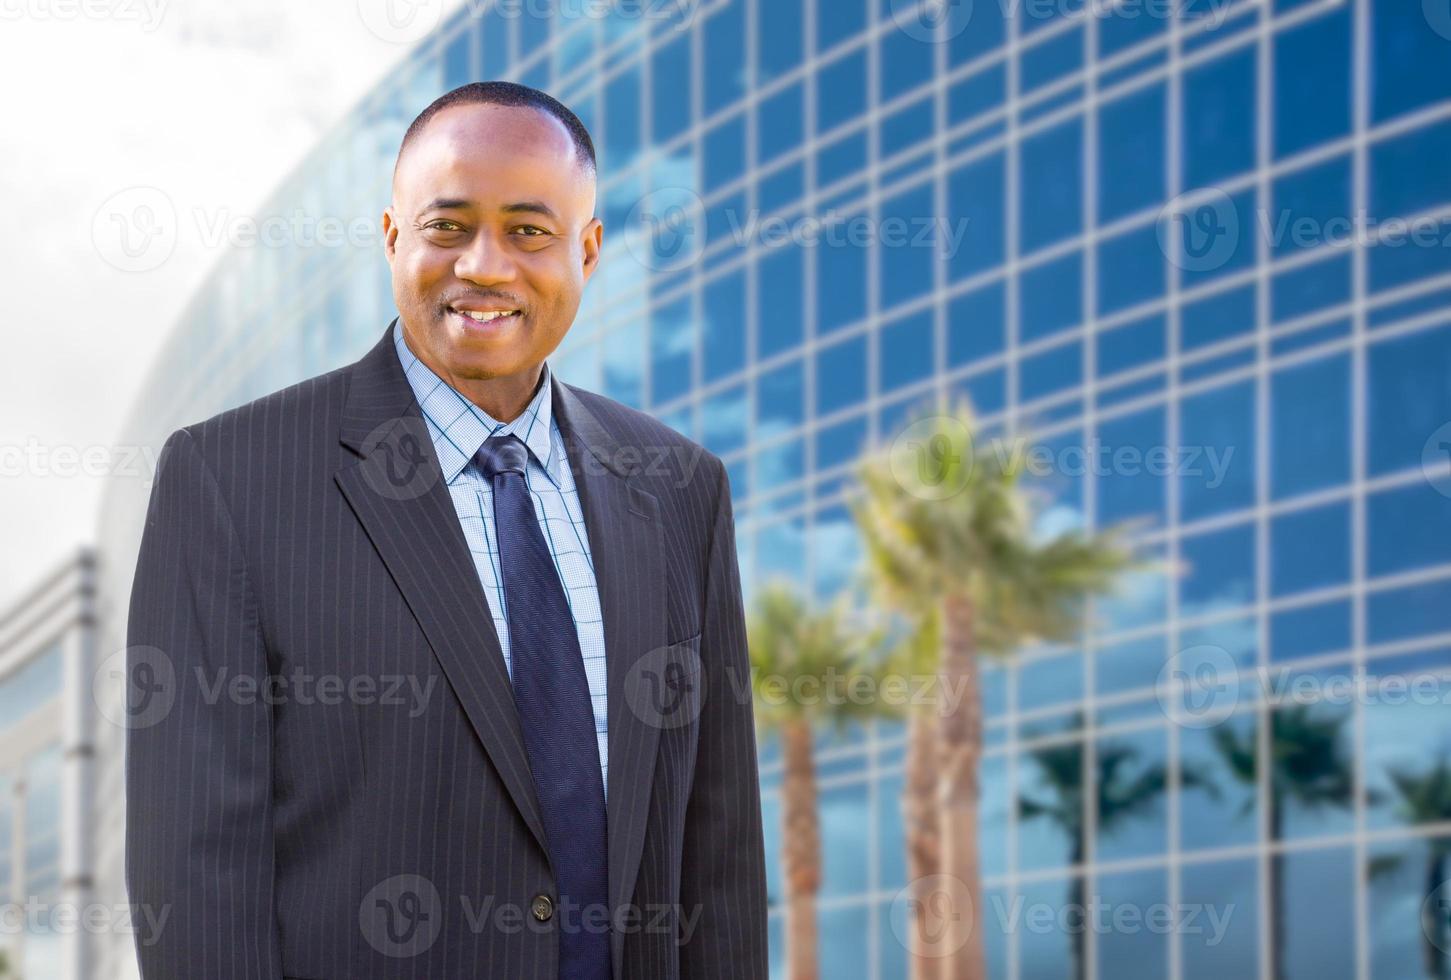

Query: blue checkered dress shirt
left=393, top=320, right=610, bottom=798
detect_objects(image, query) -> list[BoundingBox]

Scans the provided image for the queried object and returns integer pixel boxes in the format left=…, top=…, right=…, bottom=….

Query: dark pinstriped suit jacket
left=124, top=321, right=769, bottom=979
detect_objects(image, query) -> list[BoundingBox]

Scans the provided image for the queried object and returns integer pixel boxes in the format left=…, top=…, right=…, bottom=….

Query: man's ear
left=382, top=208, right=398, bottom=265
left=580, top=216, right=603, bottom=283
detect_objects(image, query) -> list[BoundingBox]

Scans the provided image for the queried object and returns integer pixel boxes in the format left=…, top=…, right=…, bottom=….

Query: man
left=125, top=81, right=768, bottom=979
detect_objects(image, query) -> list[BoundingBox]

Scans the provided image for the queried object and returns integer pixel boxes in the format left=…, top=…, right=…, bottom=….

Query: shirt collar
left=392, top=318, right=560, bottom=487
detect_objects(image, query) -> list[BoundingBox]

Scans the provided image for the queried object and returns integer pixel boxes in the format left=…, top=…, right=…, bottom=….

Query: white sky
left=0, top=0, right=467, bottom=611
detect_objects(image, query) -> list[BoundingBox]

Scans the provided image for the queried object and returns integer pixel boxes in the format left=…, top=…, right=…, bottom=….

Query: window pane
left=1368, top=482, right=1451, bottom=579
left=755, top=358, right=805, bottom=436
left=1095, top=729, right=1170, bottom=862
left=948, top=151, right=1006, bottom=281
left=651, top=33, right=692, bottom=144
left=1018, top=740, right=1084, bottom=871
left=1096, top=407, right=1166, bottom=529
left=702, top=270, right=746, bottom=382
left=1271, top=353, right=1350, bottom=498
left=949, top=279, right=1005, bottom=368
left=1182, top=46, right=1257, bottom=190
left=1097, top=225, right=1166, bottom=316
left=1180, top=713, right=1259, bottom=851
left=1181, top=859, right=1259, bottom=980
left=879, top=182, right=936, bottom=310
left=879, top=311, right=934, bottom=394
left=702, top=1, right=747, bottom=114
left=649, top=297, right=694, bottom=406
left=1179, top=380, right=1256, bottom=521
left=1372, top=1, right=1451, bottom=123
left=1272, top=501, right=1351, bottom=596
left=1274, top=7, right=1350, bottom=157
left=1020, top=251, right=1081, bottom=342
left=1368, top=323, right=1451, bottom=478
left=1020, top=117, right=1083, bottom=254
left=1098, top=83, right=1166, bottom=223
left=758, top=243, right=805, bottom=358
left=1096, top=868, right=1169, bottom=978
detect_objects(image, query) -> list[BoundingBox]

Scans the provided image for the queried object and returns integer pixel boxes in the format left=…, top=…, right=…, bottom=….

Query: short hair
left=393, top=80, right=597, bottom=185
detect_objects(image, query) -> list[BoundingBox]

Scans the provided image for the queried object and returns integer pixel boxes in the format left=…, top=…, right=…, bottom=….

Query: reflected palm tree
left=1016, top=725, right=1201, bottom=980
left=1373, top=754, right=1451, bottom=978
left=853, top=400, right=1135, bottom=980
left=747, top=581, right=885, bottom=980
left=1212, top=704, right=1353, bottom=980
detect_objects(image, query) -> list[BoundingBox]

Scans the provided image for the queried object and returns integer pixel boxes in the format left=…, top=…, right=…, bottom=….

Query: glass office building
left=0, top=551, right=97, bottom=980
left=93, top=0, right=1451, bottom=977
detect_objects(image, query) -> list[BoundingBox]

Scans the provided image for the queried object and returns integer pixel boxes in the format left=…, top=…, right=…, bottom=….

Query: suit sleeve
left=124, top=426, right=284, bottom=979
left=677, top=456, right=769, bottom=979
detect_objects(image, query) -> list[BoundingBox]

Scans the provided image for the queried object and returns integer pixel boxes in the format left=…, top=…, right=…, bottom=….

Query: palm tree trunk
left=781, top=717, right=821, bottom=980
left=1069, top=840, right=1087, bottom=980
left=939, top=593, right=987, bottom=980
left=905, top=703, right=943, bottom=980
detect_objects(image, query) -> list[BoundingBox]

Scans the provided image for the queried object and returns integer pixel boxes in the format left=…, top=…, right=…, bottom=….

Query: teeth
left=458, top=309, right=517, bottom=322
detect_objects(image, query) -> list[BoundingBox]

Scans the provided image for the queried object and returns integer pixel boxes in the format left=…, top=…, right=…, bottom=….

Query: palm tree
left=1213, top=704, right=1354, bottom=980
left=853, top=399, right=1135, bottom=980
left=1017, top=727, right=1205, bottom=980
left=0, top=947, right=16, bottom=980
left=1375, top=755, right=1451, bottom=978
left=878, top=610, right=945, bottom=980
left=747, top=580, right=886, bottom=980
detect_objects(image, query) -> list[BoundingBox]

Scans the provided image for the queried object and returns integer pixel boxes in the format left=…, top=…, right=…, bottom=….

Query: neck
left=453, top=367, right=543, bottom=424
left=401, top=327, right=544, bottom=423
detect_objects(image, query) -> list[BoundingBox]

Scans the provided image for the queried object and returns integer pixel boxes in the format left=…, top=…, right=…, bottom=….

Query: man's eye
left=428, top=221, right=463, bottom=232
left=517, top=226, right=548, bottom=236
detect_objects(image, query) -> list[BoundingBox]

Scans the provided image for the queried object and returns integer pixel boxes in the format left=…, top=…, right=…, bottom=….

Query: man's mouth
left=449, top=306, right=522, bottom=328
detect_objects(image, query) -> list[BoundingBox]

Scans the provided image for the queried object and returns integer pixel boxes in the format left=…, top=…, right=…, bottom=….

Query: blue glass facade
left=94, top=1, right=1451, bottom=977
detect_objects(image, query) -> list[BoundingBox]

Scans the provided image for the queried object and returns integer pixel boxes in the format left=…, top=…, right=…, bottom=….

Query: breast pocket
left=626, top=631, right=704, bottom=734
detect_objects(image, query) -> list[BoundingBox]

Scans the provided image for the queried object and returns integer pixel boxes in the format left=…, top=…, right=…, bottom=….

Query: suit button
left=531, top=894, right=554, bottom=922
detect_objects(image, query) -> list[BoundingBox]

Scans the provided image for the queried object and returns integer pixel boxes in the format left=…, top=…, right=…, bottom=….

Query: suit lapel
left=551, top=379, right=668, bottom=979
left=334, top=323, right=550, bottom=857
left=335, top=323, right=669, bottom=974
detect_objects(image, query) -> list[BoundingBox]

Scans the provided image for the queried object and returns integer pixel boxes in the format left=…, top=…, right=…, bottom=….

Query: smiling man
left=125, top=81, right=768, bottom=980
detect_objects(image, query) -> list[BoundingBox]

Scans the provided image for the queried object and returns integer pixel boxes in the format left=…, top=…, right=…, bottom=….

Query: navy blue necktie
left=475, top=433, right=611, bottom=980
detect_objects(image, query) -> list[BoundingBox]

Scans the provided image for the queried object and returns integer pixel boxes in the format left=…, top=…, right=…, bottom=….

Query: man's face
left=383, top=103, right=602, bottom=391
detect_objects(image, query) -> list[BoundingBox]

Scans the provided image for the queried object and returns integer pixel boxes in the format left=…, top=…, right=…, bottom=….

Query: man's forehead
left=429, top=103, right=570, bottom=154
left=394, top=103, right=590, bottom=211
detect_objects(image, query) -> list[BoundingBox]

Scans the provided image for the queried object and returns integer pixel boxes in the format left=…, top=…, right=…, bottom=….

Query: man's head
left=383, top=81, right=602, bottom=417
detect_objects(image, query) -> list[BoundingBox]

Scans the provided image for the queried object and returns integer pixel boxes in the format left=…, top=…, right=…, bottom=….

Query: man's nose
left=454, top=230, right=517, bottom=284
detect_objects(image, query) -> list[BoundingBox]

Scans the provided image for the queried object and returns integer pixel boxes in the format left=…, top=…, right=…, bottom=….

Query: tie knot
left=475, top=434, right=529, bottom=479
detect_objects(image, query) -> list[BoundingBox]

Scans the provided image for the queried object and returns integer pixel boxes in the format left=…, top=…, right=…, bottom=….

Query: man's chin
left=435, top=341, right=538, bottom=381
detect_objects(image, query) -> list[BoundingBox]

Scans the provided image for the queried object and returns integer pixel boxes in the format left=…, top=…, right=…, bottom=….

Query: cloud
left=0, top=0, right=468, bottom=609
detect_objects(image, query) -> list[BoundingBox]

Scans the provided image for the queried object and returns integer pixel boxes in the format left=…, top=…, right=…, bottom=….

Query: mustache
left=440, top=292, right=525, bottom=312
